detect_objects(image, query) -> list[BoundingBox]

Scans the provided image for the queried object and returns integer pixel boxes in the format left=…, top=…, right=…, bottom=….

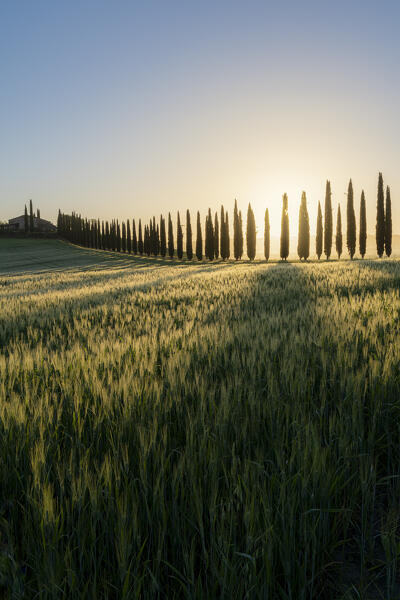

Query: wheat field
left=1, top=239, right=400, bottom=599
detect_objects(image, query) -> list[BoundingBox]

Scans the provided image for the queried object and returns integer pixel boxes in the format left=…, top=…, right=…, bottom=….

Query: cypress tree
left=219, top=206, right=226, bottom=260
left=143, top=225, right=150, bottom=255
left=205, top=212, right=210, bottom=260
left=225, top=211, right=230, bottom=259
left=177, top=212, right=183, bottom=259
left=147, top=224, right=151, bottom=256
left=168, top=212, right=174, bottom=258
left=347, top=179, right=356, bottom=259
left=246, top=203, right=256, bottom=260
left=149, top=219, right=153, bottom=254
left=97, top=219, right=101, bottom=249
left=160, top=216, right=166, bottom=257
left=316, top=201, right=323, bottom=259
left=264, top=208, right=270, bottom=261
left=220, top=207, right=226, bottom=259
left=359, top=191, right=367, bottom=259
left=24, top=205, right=29, bottom=232
left=336, top=205, right=342, bottom=259
left=186, top=210, right=193, bottom=260
left=239, top=211, right=243, bottom=259
left=280, top=194, right=289, bottom=261
left=376, top=172, right=385, bottom=258
left=127, top=220, right=131, bottom=253
left=324, top=180, right=333, bottom=259
left=297, top=191, right=310, bottom=260
left=205, top=208, right=214, bottom=260
left=105, top=221, right=110, bottom=250
left=132, top=219, right=138, bottom=254
left=153, top=217, right=157, bottom=255
left=233, top=199, right=240, bottom=260
left=138, top=219, right=143, bottom=255
left=214, top=212, right=219, bottom=259
left=122, top=222, right=126, bottom=252
left=196, top=211, right=202, bottom=260
left=29, top=199, right=34, bottom=232
left=385, top=186, right=392, bottom=257
left=102, top=221, right=105, bottom=250
left=155, top=224, right=159, bottom=255
left=117, top=221, right=121, bottom=252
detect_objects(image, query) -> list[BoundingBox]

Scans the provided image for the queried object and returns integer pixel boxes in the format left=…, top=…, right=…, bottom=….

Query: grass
left=1, top=239, right=400, bottom=599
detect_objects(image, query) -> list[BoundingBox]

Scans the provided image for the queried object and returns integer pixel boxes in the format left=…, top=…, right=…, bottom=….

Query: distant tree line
left=57, top=173, right=393, bottom=261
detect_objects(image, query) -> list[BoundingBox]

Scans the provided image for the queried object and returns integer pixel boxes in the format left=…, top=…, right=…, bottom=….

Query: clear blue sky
left=1, top=0, right=399, bottom=235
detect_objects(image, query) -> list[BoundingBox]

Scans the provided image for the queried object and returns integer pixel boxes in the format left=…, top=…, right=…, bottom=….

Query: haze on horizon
left=1, top=0, right=399, bottom=237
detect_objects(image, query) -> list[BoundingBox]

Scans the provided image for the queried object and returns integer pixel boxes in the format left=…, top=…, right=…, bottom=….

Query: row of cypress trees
left=295, top=173, right=392, bottom=261
left=57, top=203, right=251, bottom=261
left=58, top=173, right=392, bottom=261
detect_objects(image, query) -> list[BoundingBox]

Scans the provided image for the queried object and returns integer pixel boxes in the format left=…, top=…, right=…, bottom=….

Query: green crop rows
left=1, top=239, right=400, bottom=598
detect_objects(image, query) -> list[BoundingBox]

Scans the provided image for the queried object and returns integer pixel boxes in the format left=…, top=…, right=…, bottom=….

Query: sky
left=0, top=0, right=399, bottom=237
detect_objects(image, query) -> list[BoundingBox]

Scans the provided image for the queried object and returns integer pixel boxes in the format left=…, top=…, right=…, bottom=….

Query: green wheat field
left=1, top=238, right=400, bottom=599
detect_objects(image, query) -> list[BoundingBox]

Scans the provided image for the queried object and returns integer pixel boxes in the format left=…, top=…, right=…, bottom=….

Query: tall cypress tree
left=196, top=211, right=202, bottom=260
left=246, top=203, right=256, bottom=260
left=359, top=191, right=367, bottom=259
left=239, top=211, right=243, bottom=259
left=214, top=212, right=219, bottom=259
left=336, top=205, right=342, bottom=259
left=205, top=208, right=214, bottom=260
left=297, top=191, right=310, bottom=260
left=156, top=224, right=160, bottom=255
left=153, top=217, right=157, bottom=255
left=105, top=221, right=110, bottom=250
left=316, top=201, right=323, bottom=259
left=280, top=194, right=289, bottom=261
left=376, top=172, right=385, bottom=258
left=233, top=199, right=240, bottom=260
left=29, top=199, right=34, bottom=232
left=24, top=205, right=29, bottom=232
left=205, top=212, right=211, bottom=260
left=127, top=219, right=131, bottom=253
left=177, top=212, right=183, bottom=259
left=149, top=218, right=154, bottom=254
left=264, top=208, right=270, bottom=261
left=97, top=219, right=101, bottom=249
left=117, top=221, right=121, bottom=252
left=122, top=222, right=126, bottom=252
left=324, top=180, right=333, bottom=259
left=168, top=212, right=174, bottom=258
left=186, top=210, right=192, bottom=260
left=144, top=225, right=149, bottom=256
left=220, top=206, right=225, bottom=259
left=101, top=221, right=105, bottom=250
left=347, top=179, right=356, bottom=259
left=132, top=219, right=138, bottom=254
left=160, top=216, right=166, bottom=257
left=385, top=186, right=392, bottom=257
left=219, top=206, right=226, bottom=260
left=147, top=224, right=152, bottom=256
left=225, top=211, right=230, bottom=259
left=138, top=219, right=143, bottom=255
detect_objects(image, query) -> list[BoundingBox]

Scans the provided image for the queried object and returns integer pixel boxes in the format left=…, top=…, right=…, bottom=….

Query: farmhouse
left=8, top=212, right=56, bottom=232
